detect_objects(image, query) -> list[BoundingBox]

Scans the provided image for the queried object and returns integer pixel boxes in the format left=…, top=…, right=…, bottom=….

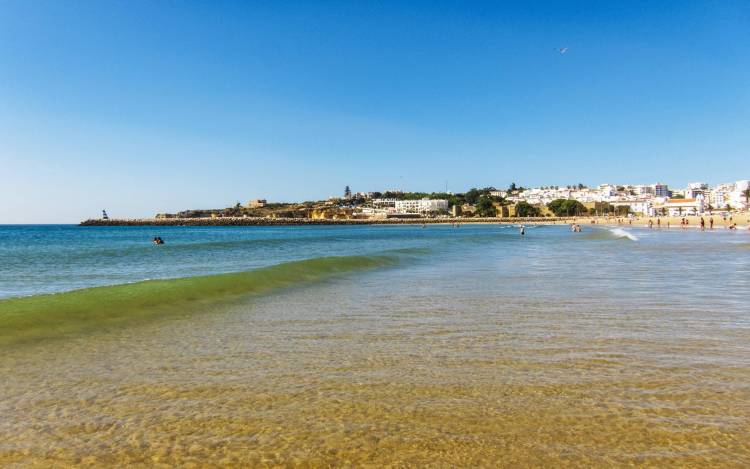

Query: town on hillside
left=153, top=180, right=750, bottom=221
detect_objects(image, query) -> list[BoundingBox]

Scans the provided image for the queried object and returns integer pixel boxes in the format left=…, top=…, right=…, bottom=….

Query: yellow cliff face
left=311, top=208, right=354, bottom=220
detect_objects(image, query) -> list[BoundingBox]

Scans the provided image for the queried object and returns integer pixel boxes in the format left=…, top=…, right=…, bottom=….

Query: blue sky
left=1, top=0, right=748, bottom=222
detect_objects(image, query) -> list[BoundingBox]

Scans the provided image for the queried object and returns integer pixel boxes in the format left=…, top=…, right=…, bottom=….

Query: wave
left=580, top=227, right=638, bottom=241
left=608, top=228, right=639, bottom=241
left=0, top=254, right=399, bottom=348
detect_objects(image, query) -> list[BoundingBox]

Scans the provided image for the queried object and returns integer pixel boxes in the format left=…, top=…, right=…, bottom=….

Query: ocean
left=0, top=224, right=748, bottom=466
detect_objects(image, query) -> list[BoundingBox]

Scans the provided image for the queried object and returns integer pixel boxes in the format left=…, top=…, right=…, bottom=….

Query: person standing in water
left=520, top=225, right=526, bottom=236
left=700, top=217, right=705, bottom=231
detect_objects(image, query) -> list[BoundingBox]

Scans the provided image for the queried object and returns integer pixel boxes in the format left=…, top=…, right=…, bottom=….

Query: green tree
left=464, top=188, right=482, bottom=205
left=515, top=201, right=540, bottom=217
left=547, top=199, right=587, bottom=216
left=475, top=197, right=497, bottom=217
left=509, top=182, right=517, bottom=192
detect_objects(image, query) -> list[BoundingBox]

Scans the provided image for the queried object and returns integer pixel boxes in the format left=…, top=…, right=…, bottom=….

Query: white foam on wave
left=609, top=228, right=638, bottom=241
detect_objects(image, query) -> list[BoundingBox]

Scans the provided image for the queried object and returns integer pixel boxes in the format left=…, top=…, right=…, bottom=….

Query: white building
left=632, top=185, right=654, bottom=196
left=728, top=180, right=749, bottom=210
left=687, top=182, right=709, bottom=199
left=664, top=195, right=705, bottom=216
left=598, top=184, right=618, bottom=198
left=706, top=180, right=749, bottom=210
left=626, top=200, right=654, bottom=216
left=372, top=198, right=398, bottom=208
left=709, top=183, right=733, bottom=209
left=394, top=199, right=449, bottom=214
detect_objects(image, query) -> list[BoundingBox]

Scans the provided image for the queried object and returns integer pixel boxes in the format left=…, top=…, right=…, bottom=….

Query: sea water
left=0, top=224, right=748, bottom=466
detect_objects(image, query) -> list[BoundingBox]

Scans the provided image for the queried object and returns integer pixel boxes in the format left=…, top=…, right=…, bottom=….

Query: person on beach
left=700, top=218, right=705, bottom=231
left=648, top=220, right=653, bottom=229
left=710, top=217, right=714, bottom=229
left=657, top=219, right=661, bottom=228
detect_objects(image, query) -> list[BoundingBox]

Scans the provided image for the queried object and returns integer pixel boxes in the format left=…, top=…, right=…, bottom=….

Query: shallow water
left=1, top=224, right=749, bottom=467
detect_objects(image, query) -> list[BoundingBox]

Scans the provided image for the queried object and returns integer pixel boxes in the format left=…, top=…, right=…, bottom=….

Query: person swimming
left=153, top=237, right=164, bottom=245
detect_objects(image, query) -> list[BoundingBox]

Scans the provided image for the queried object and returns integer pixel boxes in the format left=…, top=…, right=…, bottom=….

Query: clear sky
left=1, top=0, right=748, bottom=223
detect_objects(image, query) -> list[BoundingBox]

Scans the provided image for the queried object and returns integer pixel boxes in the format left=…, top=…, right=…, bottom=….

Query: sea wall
left=79, top=217, right=571, bottom=226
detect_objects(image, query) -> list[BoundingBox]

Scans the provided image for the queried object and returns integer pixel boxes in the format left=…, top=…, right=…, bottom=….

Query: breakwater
left=80, top=217, right=571, bottom=226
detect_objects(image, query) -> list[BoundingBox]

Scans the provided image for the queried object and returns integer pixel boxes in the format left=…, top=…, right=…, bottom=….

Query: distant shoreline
left=79, top=217, right=559, bottom=226
left=79, top=213, right=749, bottom=227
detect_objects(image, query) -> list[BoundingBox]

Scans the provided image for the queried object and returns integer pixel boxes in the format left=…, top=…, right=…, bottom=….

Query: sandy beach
left=582, top=213, right=750, bottom=230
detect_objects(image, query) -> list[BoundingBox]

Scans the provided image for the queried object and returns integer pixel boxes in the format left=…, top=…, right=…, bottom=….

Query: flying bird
left=557, top=47, right=569, bottom=55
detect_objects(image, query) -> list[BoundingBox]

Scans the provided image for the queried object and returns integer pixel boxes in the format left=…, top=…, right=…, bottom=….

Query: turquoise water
left=1, top=224, right=748, bottom=302
left=0, top=224, right=433, bottom=298
left=1, top=224, right=749, bottom=466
